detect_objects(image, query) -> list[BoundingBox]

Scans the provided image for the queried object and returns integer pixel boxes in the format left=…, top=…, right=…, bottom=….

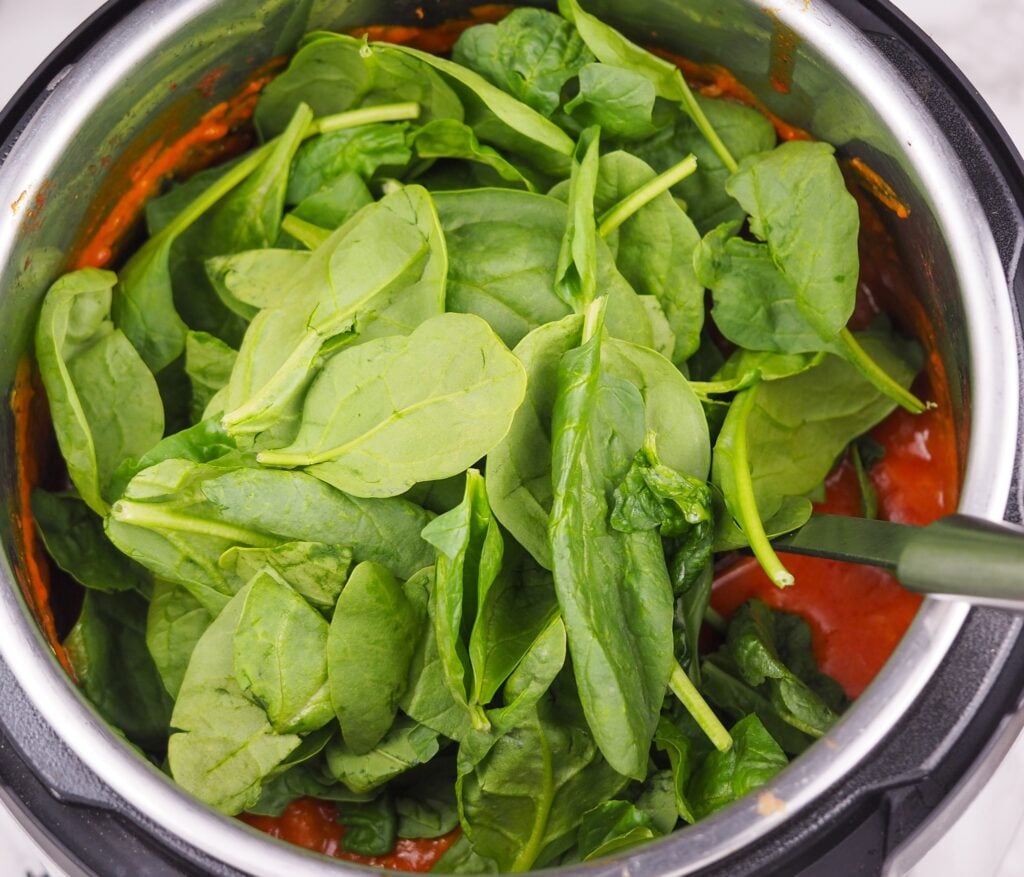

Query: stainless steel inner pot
left=0, top=1, right=1019, bottom=875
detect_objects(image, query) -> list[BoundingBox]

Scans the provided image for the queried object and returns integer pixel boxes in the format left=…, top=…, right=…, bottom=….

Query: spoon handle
left=775, top=514, right=1024, bottom=610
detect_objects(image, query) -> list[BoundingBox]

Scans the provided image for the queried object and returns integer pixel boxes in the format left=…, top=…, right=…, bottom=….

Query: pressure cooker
left=0, top=0, right=1021, bottom=875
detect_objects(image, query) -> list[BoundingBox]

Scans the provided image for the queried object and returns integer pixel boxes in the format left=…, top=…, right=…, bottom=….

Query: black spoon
left=771, top=514, right=1024, bottom=610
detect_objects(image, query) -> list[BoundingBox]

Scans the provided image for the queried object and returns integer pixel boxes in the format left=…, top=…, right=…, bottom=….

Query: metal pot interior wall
left=0, top=0, right=1018, bottom=875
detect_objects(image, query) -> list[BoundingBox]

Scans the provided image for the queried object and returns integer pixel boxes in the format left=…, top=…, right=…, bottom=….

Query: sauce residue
left=766, top=10, right=799, bottom=95
left=240, top=798, right=459, bottom=872
left=10, top=357, right=74, bottom=677
left=847, top=157, right=912, bottom=220
left=350, top=5, right=511, bottom=54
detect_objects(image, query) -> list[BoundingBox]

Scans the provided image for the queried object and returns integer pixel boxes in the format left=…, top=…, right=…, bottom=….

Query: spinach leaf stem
left=668, top=659, right=732, bottom=752
left=729, top=388, right=795, bottom=588
left=597, top=154, right=698, bottom=237
left=838, top=328, right=930, bottom=414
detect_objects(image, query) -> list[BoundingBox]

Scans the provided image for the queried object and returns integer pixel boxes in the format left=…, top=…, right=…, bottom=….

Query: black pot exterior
left=0, top=1, right=1021, bottom=875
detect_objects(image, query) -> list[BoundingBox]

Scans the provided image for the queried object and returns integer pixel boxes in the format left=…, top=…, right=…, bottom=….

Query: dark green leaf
left=452, top=8, right=593, bottom=116
left=324, top=716, right=440, bottom=794
left=65, top=590, right=173, bottom=752
left=339, top=793, right=397, bottom=856
left=577, top=800, right=659, bottom=861
left=146, top=578, right=212, bottom=699
left=32, top=490, right=149, bottom=593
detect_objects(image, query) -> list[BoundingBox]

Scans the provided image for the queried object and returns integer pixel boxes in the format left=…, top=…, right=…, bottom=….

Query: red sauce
left=240, top=798, right=459, bottom=871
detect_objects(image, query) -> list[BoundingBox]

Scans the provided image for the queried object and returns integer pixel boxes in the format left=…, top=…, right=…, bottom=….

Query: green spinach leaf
left=146, top=578, right=212, bottom=699
left=168, top=583, right=301, bottom=814
left=32, top=490, right=149, bottom=594
left=233, top=570, right=334, bottom=734
left=65, top=590, right=173, bottom=752
left=257, top=314, right=527, bottom=498
left=452, top=8, right=593, bottom=116
left=328, top=561, right=423, bottom=753
left=577, top=800, right=660, bottom=861
left=548, top=301, right=674, bottom=779
left=35, top=269, right=164, bottom=514
left=220, top=540, right=352, bottom=613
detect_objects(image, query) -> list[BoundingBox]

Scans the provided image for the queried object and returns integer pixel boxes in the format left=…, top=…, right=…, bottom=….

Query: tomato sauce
left=9, top=5, right=962, bottom=866
left=240, top=799, right=459, bottom=871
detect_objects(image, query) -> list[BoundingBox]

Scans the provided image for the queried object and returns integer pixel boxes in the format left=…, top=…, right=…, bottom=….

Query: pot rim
left=0, top=0, right=1017, bottom=875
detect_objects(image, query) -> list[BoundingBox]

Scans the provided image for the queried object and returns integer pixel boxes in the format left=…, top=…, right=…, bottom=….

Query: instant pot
left=0, top=0, right=1021, bottom=875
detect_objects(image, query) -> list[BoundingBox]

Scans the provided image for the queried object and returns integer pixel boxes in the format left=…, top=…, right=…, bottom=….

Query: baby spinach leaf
left=386, top=43, right=574, bottom=177
left=255, top=34, right=463, bottom=139
left=457, top=613, right=567, bottom=773
left=564, top=64, right=662, bottom=140
left=634, top=770, right=679, bottom=835
left=109, top=418, right=236, bottom=499
left=632, top=97, right=775, bottom=234
left=724, top=599, right=840, bottom=737
left=410, top=119, right=532, bottom=189
left=591, top=151, right=703, bottom=362
left=674, top=564, right=713, bottom=684
left=577, top=800, right=660, bottom=861
left=222, top=185, right=447, bottom=435
left=422, top=470, right=504, bottom=730
left=203, top=250, right=311, bottom=315
left=200, top=468, right=433, bottom=579
left=257, top=314, right=527, bottom=498
left=400, top=568, right=474, bottom=743
left=146, top=578, right=211, bottom=699
left=697, top=224, right=839, bottom=357
left=184, top=332, right=237, bottom=424
left=433, top=188, right=652, bottom=351
left=555, top=127, right=601, bottom=312
left=395, top=783, right=460, bottom=840
left=725, top=141, right=858, bottom=343
left=686, top=714, right=787, bottom=821
left=610, top=433, right=713, bottom=545
left=487, top=318, right=709, bottom=572
left=35, top=269, right=164, bottom=514
left=204, top=102, right=313, bottom=257
left=288, top=171, right=374, bottom=230
left=457, top=672, right=627, bottom=871
left=432, top=832, right=499, bottom=874
left=220, top=541, right=352, bottom=613
left=169, top=583, right=301, bottom=814
left=65, top=590, right=173, bottom=753
left=486, top=314, right=583, bottom=569
left=558, top=0, right=736, bottom=171
left=653, top=717, right=696, bottom=824
left=233, top=570, right=334, bottom=734
left=249, top=760, right=372, bottom=817
left=287, top=122, right=414, bottom=203
left=324, top=716, right=440, bottom=794
left=328, top=561, right=423, bottom=753
left=107, top=459, right=280, bottom=614
left=32, top=490, right=149, bottom=594
left=452, top=8, right=593, bottom=117
left=402, top=474, right=468, bottom=516
left=548, top=302, right=674, bottom=779
left=699, top=655, right=813, bottom=756
left=711, top=329, right=919, bottom=574
left=339, top=794, right=397, bottom=856
left=434, top=190, right=576, bottom=349
left=115, top=133, right=285, bottom=372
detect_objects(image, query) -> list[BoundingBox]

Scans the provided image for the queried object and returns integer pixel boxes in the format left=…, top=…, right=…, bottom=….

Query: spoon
left=772, top=514, right=1024, bottom=610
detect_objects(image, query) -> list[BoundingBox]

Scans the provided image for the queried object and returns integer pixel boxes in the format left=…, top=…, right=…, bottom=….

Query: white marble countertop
left=0, top=1, right=1022, bottom=876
